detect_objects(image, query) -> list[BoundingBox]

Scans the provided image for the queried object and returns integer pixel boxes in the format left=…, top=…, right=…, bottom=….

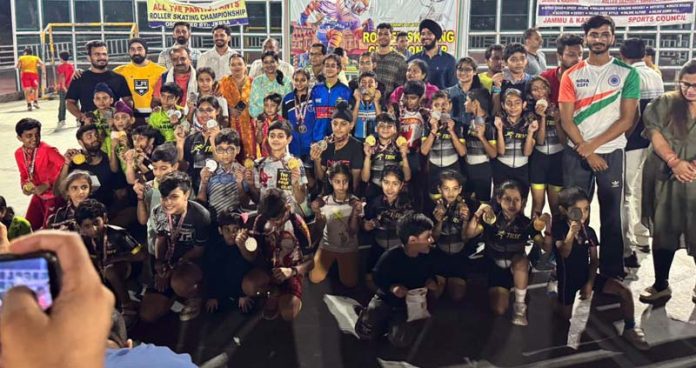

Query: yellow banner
left=147, top=0, right=249, bottom=28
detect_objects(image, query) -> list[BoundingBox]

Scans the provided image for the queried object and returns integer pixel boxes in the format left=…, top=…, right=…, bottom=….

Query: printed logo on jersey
left=134, top=79, right=149, bottom=96
left=575, top=78, right=590, bottom=88
left=608, top=74, right=621, bottom=87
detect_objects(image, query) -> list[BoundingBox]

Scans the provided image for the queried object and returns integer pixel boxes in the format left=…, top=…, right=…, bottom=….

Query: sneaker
left=512, top=302, right=528, bottom=326
left=56, top=120, right=66, bottom=130
left=622, top=327, right=650, bottom=351
left=624, top=252, right=640, bottom=268
left=179, top=298, right=201, bottom=321
left=639, top=285, right=672, bottom=303
left=32, top=101, right=40, bottom=109
left=546, top=276, right=558, bottom=298
left=27, top=104, right=32, bottom=111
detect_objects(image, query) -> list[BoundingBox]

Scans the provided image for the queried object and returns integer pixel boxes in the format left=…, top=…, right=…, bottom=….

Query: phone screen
left=0, top=257, right=54, bottom=310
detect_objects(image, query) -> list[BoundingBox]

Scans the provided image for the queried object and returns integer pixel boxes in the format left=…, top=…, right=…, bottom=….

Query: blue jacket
left=309, top=81, right=352, bottom=142
left=282, top=91, right=316, bottom=158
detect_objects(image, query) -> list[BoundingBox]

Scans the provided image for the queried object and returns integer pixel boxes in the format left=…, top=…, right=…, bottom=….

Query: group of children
left=8, top=40, right=649, bottom=351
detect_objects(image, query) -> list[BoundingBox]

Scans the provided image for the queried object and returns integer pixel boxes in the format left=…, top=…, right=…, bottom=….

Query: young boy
left=398, top=80, right=429, bottom=210
left=124, top=125, right=165, bottom=184
left=14, top=118, right=65, bottom=230
left=349, top=52, right=386, bottom=106
left=148, top=82, right=184, bottom=142
left=247, top=121, right=308, bottom=214
left=141, top=171, right=211, bottom=322
left=545, top=187, right=649, bottom=350
left=56, top=51, right=75, bottom=129
left=355, top=213, right=452, bottom=348
left=463, top=88, right=497, bottom=202
left=420, top=91, right=466, bottom=205
left=133, top=142, right=179, bottom=254
left=198, top=130, right=249, bottom=220
left=255, top=93, right=284, bottom=158
left=76, top=199, right=145, bottom=325
left=351, top=71, right=383, bottom=141
left=91, top=82, right=115, bottom=141
left=361, top=113, right=411, bottom=201
left=203, top=209, right=254, bottom=314
left=492, top=43, right=532, bottom=116
left=106, top=101, right=135, bottom=174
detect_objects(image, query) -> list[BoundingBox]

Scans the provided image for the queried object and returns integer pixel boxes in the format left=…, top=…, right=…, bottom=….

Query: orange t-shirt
left=18, top=55, right=41, bottom=74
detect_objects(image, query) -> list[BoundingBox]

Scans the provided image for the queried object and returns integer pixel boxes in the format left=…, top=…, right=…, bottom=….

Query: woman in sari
left=219, top=54, right=255, bottom=160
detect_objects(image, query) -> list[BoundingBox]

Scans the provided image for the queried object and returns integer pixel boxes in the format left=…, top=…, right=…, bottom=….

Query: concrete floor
left=2, top=99, right=696, bottom=368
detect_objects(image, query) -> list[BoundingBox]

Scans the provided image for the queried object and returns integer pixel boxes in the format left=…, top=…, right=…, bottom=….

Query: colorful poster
left=289, top=0, right=460, bottom=70
left=536, top=0, right=694, bottom=27
left=147, top=0, right=249, bottom=28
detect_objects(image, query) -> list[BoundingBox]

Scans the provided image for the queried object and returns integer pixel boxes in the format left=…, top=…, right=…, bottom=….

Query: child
left=492, top=43, right=532, bottom=116
left=309, top=54, right=352, bottom=141
left=203, top=210, right=254, bottom=313
left=56, top=50, right=75, bottom=129
left=178, top=96, right=221, bottom=191
left=107, top=101, right=135, bottom=174
left=421, top=91, right=466, bottom=205
left=47, top=170, right=93, bottom=231
left=431, top=170, right=476, bottom=301
left=493, top=88, right=539, bottom=198
left=90, top=82, right=115, bottom=142
left=527, top=76, right=564, bottom=217
left=311, top=100, right=364, bottom=194
left=0, top=196, right=32, bottom=240
left=398, top=80, right=429, bottom=210
left=355, top=213, right=451, bottom=348
left=463, top=88, right=497, bottom=202
left=466, top=181, right=550, bottom=326
left=133, top=143, right=179, bottom=254
left=124, top=125, right=164, bottom=184
left=363, top=165, right=414, bottom=288
left=141, top=171, right=211, bottom=322
left=546, top=187, right=649, bottom=350
left=255, top=93, right=284, bottom=158
left=446, top=57, right=483, bottom=123
left=389, top=59, right=439, bottom=112
left=76, top=198, right=145, bottom=325
left=149, top=82, right=184, bottom=142
left=240, top=189, right=314, bottom=321
left=14, top=118, right=65, bottom=230
left=187, top=67, right=229, bottom=129
left=309, top=163, right=364, bottom=288
left=361, top=113, right=411, bottom=201
left=349, top=52, right=386, bottom=107
left=352, top=71, right=383, bottom=141
left=282, top=69, right=316, bottom=162
left=247, top=121, right=308, bottom=214
left=198, top=129, right=249, bottom=220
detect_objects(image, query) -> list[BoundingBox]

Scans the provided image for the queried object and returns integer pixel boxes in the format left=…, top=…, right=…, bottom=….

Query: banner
left=147, top=0, right=249, bottom=28
left=536, top=0, right=694, bottom=27
left=289, top=0, right=460, bottom=70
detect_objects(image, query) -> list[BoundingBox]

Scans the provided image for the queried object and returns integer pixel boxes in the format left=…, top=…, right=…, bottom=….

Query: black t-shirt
left=552, top=220, right=599, bottom=279
left=183, top=132, right=214, bottom=190
left=82, top=225, right=141, bottom=268
left=151, top=200, right=211, bottom=264
left=320, top=136, right=364, bottom=170
left=203, top=237, right=252, bottom=299
left=65, top=70, right=131, bottom=112
left=374, top=246, right=453, bottom=306
left=365, top=194, right=413, bottom=249
left=69, top=153, right=126, bottom=207
left=482, top=211, right=540, bottom=261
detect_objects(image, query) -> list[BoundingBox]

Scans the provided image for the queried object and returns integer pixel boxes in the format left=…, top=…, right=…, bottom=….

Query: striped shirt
left=206, top=165, right=242, bottom=219
left=558, top=58, right=640, bottom=154
left=535, top=109, right=564, bottom=155
left=464, top=116, right=496, bottom=165
left=423, top=119, right=465, bottom=167
left=369, top=142, right=402, bottom=186
left=374, top=51, right=408, bottom=99
left=498, top=118, right=530, bottom=168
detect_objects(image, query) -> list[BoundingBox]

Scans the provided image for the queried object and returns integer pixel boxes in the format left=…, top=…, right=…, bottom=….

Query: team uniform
left=493, top=117, right=532, bottom=195
left=529, top=107, right=564, bottom=191
left=114, top=62, right=167, bottom=119
left=309, top=81, right=352, bottom=142
left=463, top=116, right=496, bottom=202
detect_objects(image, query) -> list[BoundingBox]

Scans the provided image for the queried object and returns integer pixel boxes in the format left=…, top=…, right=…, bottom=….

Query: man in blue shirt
left=408, top=19, right=457, bottom=90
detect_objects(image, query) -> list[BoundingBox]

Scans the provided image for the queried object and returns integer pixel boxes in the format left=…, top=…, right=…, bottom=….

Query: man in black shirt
left=66, top=40, right=132, bottom=125
left=355, top=213, right=453, bottom=348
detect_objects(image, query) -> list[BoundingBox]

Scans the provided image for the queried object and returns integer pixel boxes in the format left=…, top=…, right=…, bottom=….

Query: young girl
left=0, top=196, right=32, bottom=240
left=389, top=59, right=439, bottom=113
left=527, top=76, right=563, bottom=216
left=446, top=57, right=483, bottom=123
left=397, top=80, right=429, bottom=210
left=493, top=88, right=539, bottom=199
left=352, top=71, right=383, bottom=141
left=546, top=187, right=649, bottom=350
left=107, top=101, right=134, bottom=174
left=466, top=180, right=550, bottom=326
left=177, top=96, right=222, bottom=191
left=363, top=165, right=413, bottom=289
left=463, top=88, right=497, bottom=202
left=309, top=163, right=363, bottom=288
left=187, top=67, right=230, bottom=129
left=283, top=69, right=317, bottom=195
left=255, top=93, right=284, bottom=158
left=361, top=113, right=411, bottom=201
left=47, top=170, right=93, bottom=231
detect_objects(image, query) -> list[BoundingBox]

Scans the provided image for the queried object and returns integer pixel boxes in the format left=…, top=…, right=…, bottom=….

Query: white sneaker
left=639, top=286, right=672, bottom=303
left=546, top=277, right=558, bottom=298
left=179, top=298, right=201, bottom=321
left=622, top=327, right=650, bottom=351
left=56, top=121, right=66, bottom=130
left=512, top=302, right=528, bottom=326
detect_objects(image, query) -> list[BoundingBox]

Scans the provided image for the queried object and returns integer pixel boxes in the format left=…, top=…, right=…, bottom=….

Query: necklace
left=23, top=147, right=37, bottom=181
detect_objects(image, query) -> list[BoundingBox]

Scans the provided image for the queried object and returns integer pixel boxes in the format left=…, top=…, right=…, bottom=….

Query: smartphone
left=0, top=252, right=61, bottom=311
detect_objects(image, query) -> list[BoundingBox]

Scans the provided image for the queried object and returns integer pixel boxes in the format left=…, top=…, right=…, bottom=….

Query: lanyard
left=165, top=211, right=186, bottom=262
left=23, top=148, right=37, bottom=181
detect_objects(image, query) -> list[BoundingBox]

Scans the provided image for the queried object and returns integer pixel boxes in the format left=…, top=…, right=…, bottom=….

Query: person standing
left=152, top=45, right=197, bottom=107
left=619, top=38, right=664, bottom=267
left=524, top=28, right=547, bottom=76
left=478, top=44, right=504, bottom=93
left=558, top=15, right=639, bottom=278
left=249, top=38, right=294, bottom=79
left=373, top=23, right=407, bottom=101
left=639, top=59, right=696, bottom=304
left=16, top=48, right=45, bottom=111
left=540, top=34, right=584, bottom=105
left=395, top=32, right=412, bottom=59
left=157, top=22, right=201, bottom=69
left=114, top=38, right=167, bottom=125
left=643, top=47, right=661, bottom=77
left=219, top=54, right=255, bottom=160
left=66, top=40, right=132, bottom=126
left=197, top=24, right=237, bottom=81
left=408, top=19, right=456, bottom=90
left=56, top=51, right=75, bottom=129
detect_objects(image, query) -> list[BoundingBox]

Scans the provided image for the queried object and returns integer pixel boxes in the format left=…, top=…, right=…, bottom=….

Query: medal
left=297, top=124, right=307, bottom=134
left=294, top=93, right=309, bottom=134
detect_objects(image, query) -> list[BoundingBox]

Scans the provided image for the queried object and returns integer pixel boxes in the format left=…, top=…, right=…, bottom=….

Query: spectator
left=540, top=34, right=583, bottom=104
left=408, top=19, right=457, bottom=90
left=157, top=22, right=201, bottom=69
left=396, top=31, right=412, bottom=59
left=197, top=24, right=237, bottom=81
left=249, top=37, right=295, bottom=79
left=56, top=50, right=74, bottom=129
left=249, top=51, right=292, bottom=118
left=643, top=46, right=661, bottom=77
left=373, top=23, right=408, bottom=102
left=153, top=45, right=197, bottom=107
left=15, top=47, right=44, bottom=111
left=524, top=27, right=547, bottom=75
left=478, top=44, right=504, bottom=92
left=219, top=54, right=255, bottom=160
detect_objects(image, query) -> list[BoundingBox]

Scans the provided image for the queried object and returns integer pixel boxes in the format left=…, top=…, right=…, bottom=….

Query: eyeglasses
left=679, top=81, right=696, bottom=91
left=216, top=147, right=236, bottom=155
